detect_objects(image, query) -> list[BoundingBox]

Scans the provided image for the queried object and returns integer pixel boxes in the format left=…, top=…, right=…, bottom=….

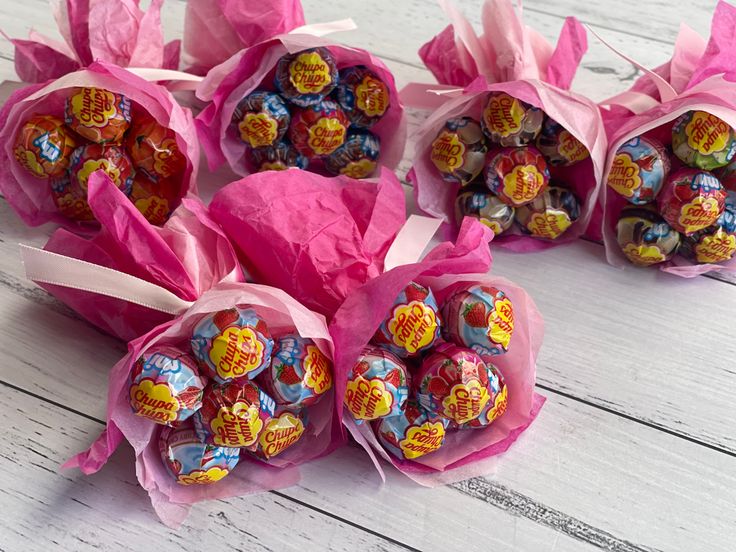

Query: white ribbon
left=19, top=216, right=441, bottom=313
left=289, top=19, right=357, bottom=37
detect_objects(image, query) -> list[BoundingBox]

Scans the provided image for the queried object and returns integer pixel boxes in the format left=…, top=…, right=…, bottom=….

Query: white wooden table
left=1, top=1, right=735, bottom=551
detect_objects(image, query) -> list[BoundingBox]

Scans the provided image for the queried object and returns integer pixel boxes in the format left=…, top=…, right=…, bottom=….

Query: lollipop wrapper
left=209, top=167, right=407, bottom=317
left=601, top=0, right=736, bottom=276
left=329, top=218, right=545, bottom=483
left=6, top=0, right=180, bottom=83
left=195, top=34, right=405, bottom=176
left=182, top=0, right=306, bottom=74
left=63, top=282, right=337, bottom=527
left=0, top=61, right=199, bottom=229
left=36, top=172, right=242, bottom=342
left=404, top=0, right=604, bottom=251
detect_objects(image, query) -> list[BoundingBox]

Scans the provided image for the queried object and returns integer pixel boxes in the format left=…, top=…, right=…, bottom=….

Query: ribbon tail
left=289, top=18, right=357, bottom=37
left=383, top=215, right=443, bottom=272
left=124, top=67, right=204, bottom=91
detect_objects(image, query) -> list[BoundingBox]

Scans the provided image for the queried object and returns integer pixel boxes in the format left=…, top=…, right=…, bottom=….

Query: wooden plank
left=0, top=380, right=603, bottom=552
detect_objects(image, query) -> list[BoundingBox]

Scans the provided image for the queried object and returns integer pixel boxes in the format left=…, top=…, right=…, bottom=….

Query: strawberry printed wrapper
left=193, top=16, right=406, bottom=178
left=0, top=62, right=199, bottom=229
left=404, top=0, right=606, bottom=251
left=375, top=400, right=448, bottom=461
left=6, top=0, right=181, bottom=84
left=600, top=0, right=736, bottom=276
left=62, top=282, right=338, bottom=527
left=33, top=171, right=242, bottom=342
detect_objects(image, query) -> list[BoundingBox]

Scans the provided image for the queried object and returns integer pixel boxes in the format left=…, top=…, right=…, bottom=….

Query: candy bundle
left=600, top=1, right=736, bottom=276
left=209, top=170, right=544, bottom=482
left=0, top=62, right=199, bottom=228
left=191, top=0, right=405, bottom=179
left=343, top=282, right=512, bottom=462
left=128, top=305, right=333, bottom=485
left=11, top=86, right=186, bottom=224
left=405, top=0, right=606, bottom=250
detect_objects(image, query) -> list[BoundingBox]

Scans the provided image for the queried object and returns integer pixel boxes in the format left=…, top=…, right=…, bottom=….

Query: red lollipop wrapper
left=209, top=170, right=544, bottom=484
left=189, top=0, right=405, bottom=178
left=33, top=171, right=243, bottom=341
left=19, top=247, right=338, bottom=527
left=403, top=0, right=605, bottom=252
left=0, top=61, right=199, bottom=229
left=600, top=0, right=736, bottom=277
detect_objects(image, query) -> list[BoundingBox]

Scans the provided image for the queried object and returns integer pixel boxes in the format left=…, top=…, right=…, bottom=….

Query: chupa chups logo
left=355, top=75, right=389, bottom=118
left=485, top=384, right=508, bottom=424
left=77, top=158, right=120, bottom=190
left=261, top=161, right=288, bottom=171
left=502, top=164, right=545, bottom=206
left=239, top=113, right=279, bottom=148
left=431, top=131, right=466, bottom=173
left=134, top=196, right=169, bottom=226
left=258, top=412, right=305, bottom=458
left=607, top=153, right=641, bottom=198
left=388, top=301, right=438, bottom=354
left=622, top=243, right=666, bottom=265
left=209, top=326, right=266, bottom=380
left=289, top=51, right=332, bottom=94
left=484, top=94, right=523, bottom=136
left=480, top=219, right=503, bottom=234
left=526, top=211, right=572, bottom=240
left=678, top=197, right=720, bottom=233
left=686, top=112, right=731, bottom=154
left=177, top=466, right=230, bottom=485
left=558, top=130, right=589, bottom=163
left=399, top=421, right=445, bottom=459
left=304, top=345, right=332, bottom=395
left=307, top=117, right=347, bottom=155
left=152, top=137, right=181, bottom=178
left=341, top=158, right=377, bottom=179
left=489, top=297, right=514, bottom=349
left=345, top=377, right=393, bottom=420
left=442, top=380, right=490, bottom=424
left=14, top=146, right=45, bottom=177
left=695, top=232, right=736, bottom=263
left=210, top=402, right=263, bottom=447
left=71, top=88, right=117, bottom=127
left=129, top=379, right=180, bottom=423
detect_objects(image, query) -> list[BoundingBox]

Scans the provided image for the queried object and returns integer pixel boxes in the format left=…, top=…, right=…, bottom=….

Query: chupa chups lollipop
left=65, top=87, right=131, bottom=143
left=484, top=146, right=550, bottom=207
left=193, top=380, right=276, bottom=449
left=607, top=136, right=670, bottom=205
left=680, top=190, right=736, bottom=264
left=344, top=346, right=409, bottom=422
left=372, top=281, right=441, bottom=358
left=129, top=347, right=206, bottom=425
left=715, top=158, right=736, bottom=191
left=128, top=173, right=179, bottom=226
left=50, top=176, right=94, bottom=222
left=459, top=363, right=507, bottom=429
left=247, top=140, right=309, bottom=172
left=334, top=65, right=390, bottom=128
left=191, top=307, right=275, bottom=384
left=249, top=408, right=308, bottom=460
left=455, top=186, right=515, bottom=235
left=274, top=47, right=339, bottom=107
left=260, top=334, right=333, bottom=409
left=671, top=110, right=736, bottom=171
left=12, top=115, right=76, bottom=178
left=441, top=284, right=514, bottom=357
left=231, top=91, right=290, bottom=149
left=480, top=92, right=544, bottom=147
left=616, top=204, right=681, bottom=266
left=69, top=143, right=135, bottom=194
left=375, top=400, right=448, bottom=460
left=324, top=130, right=380, bottom=178
left=288, top=100, right=350, bottom=158
left=126, top=113, right=186, bottom=182
left=430, top=117, right=487, bottom=185
left=160, top=422, right=240, bottom=485
left=657, top=168, right=726, bottom=235
left=535, top=118, right=589, bottom=167
left=514, top=186, right=581, bottom=240
left=414, top=342, right=495, bottom=425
